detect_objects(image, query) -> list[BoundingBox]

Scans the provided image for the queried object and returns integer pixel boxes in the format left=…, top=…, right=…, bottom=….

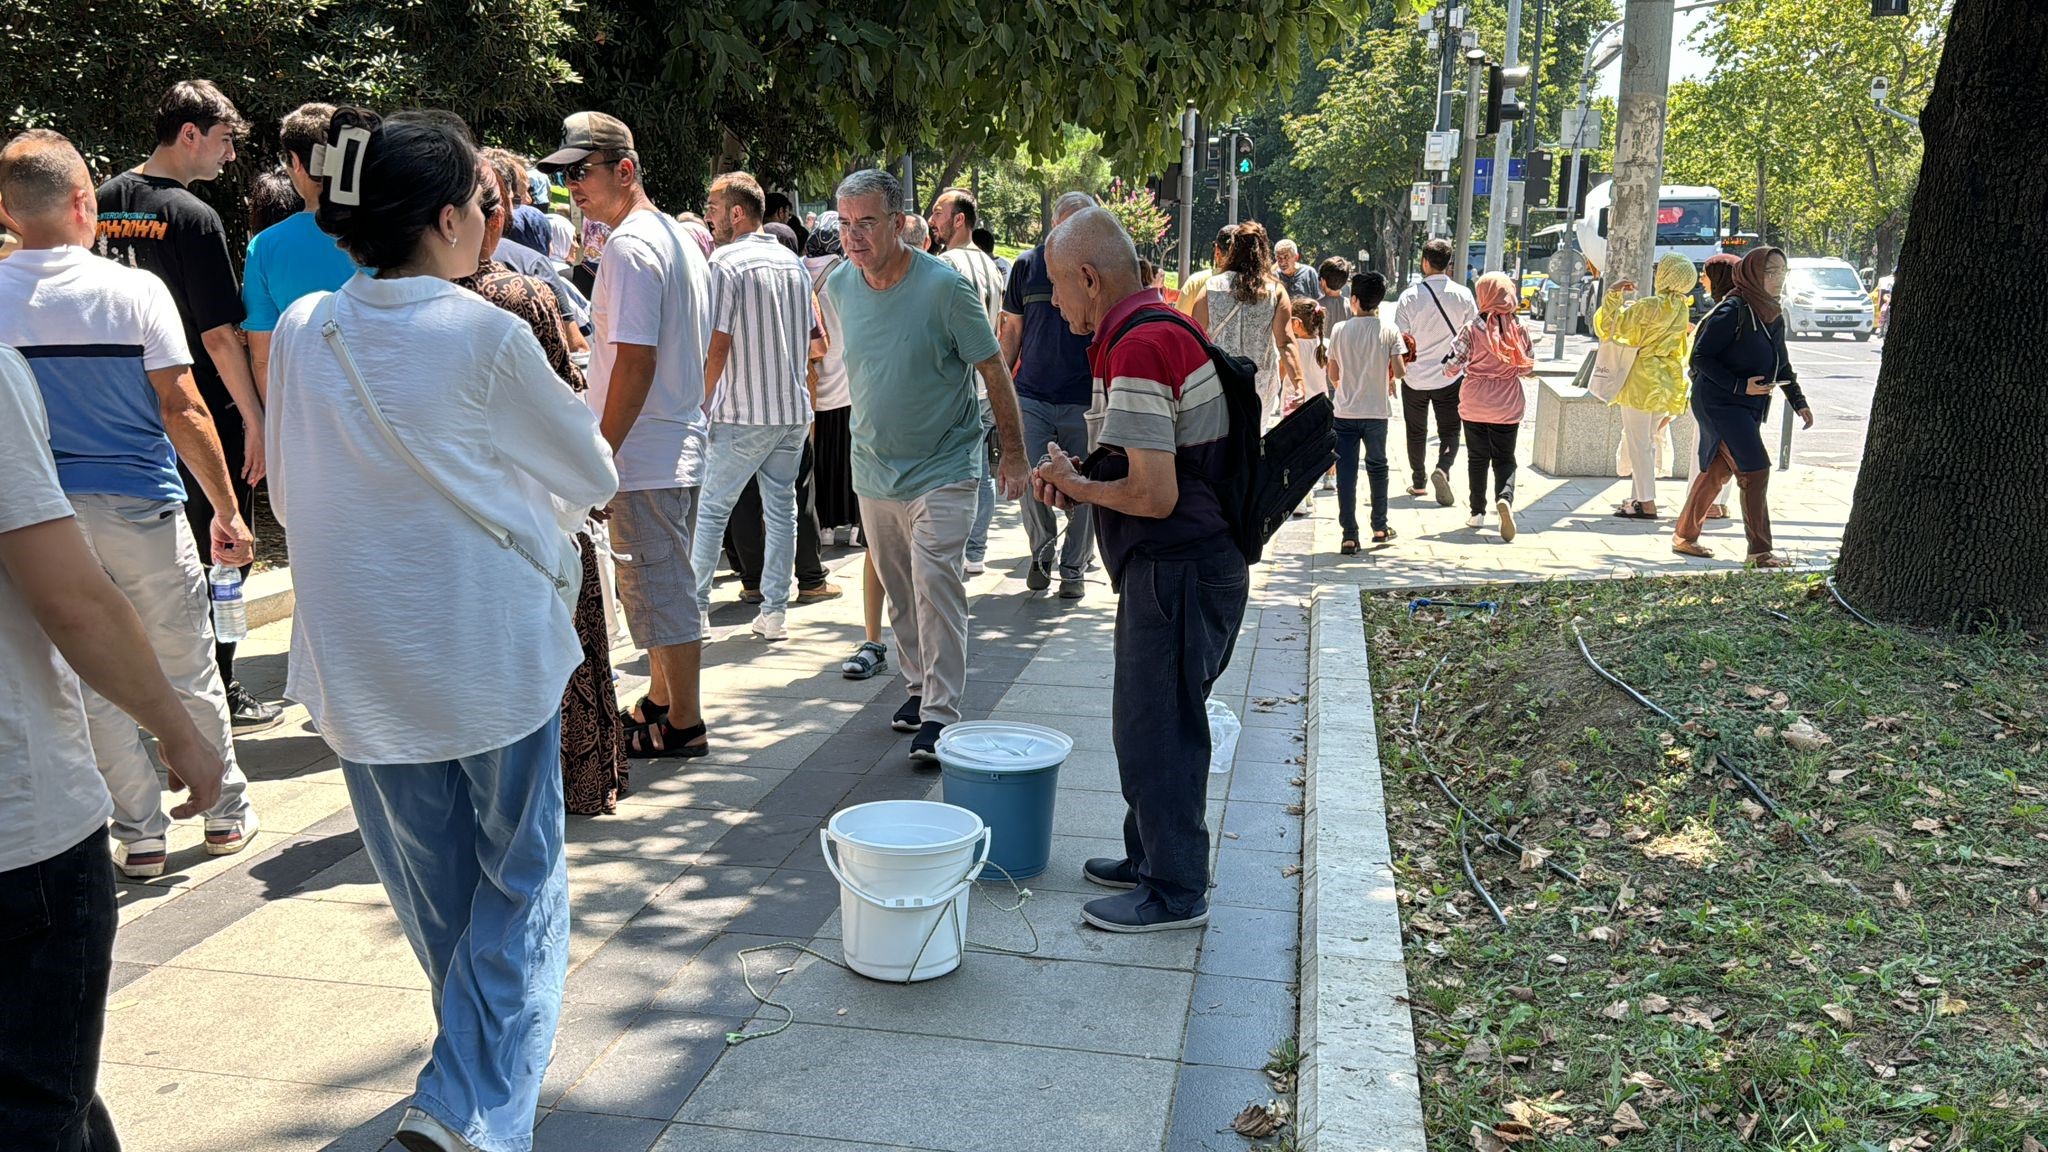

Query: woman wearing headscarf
left=456, top=158, right=628, bottom=816
left=1672, top=246, right=1813, bottom=566
left=1450, top=271, right=1534, bottom=540
left=1697, top=253, right=1741, bottom=520
left=1596, top=251, right=1696, bottom=519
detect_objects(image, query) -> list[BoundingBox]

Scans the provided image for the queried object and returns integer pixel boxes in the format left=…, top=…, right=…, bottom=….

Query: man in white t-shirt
left=0, top=129, right=259, bottom=878
left=0, top=338, right=227, bottom=1147
left=541, top=111, right=714, bottom=759
left=1393, top=237, right=1478, bottom=507
left=930, top=188, right=1007, bottom=573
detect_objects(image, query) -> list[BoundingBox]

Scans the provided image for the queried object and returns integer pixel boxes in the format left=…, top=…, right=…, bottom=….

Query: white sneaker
left=751, top=611, right=788, bottom=641
left=1319, top=475, right=1335, bottom=491
left=395, top=1106, right=483, bottom=1152
left=965, top=559, right=986, bottom=575
left=1465, top=514, right=1485, bottom=529
left=117, top=837, right=169, bottom=879
left=1497, top=497, right=1518, bottom=542
left=204, top=810, right=257, bottom=856
left=848, top=526, right=862, bottom=547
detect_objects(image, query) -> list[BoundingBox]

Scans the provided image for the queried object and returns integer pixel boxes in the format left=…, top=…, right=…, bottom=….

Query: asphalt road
left=1534, top=325, right=1884, bottom=472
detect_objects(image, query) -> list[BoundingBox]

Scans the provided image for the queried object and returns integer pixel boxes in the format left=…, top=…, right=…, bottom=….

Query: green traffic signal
left=1237, top=157, right=1252, bottom=175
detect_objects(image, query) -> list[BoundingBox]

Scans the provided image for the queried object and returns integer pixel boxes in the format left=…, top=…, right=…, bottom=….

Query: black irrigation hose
left=1715, top=751, right=1823, bottom=853
left=1429, top=773, right=1585, bottom=885
left=1458, top=824, right=1509, bottom=928
left=1570, top=620, right=1822, bottom=856
left=1825, top=574, right=1882, bottom=629
left=1410, top=597, right=1501, bottom=617
left=1762, top=607, right=1795, bottom=625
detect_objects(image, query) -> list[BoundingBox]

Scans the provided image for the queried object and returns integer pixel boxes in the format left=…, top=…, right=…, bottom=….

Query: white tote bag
left=1586, top=339, right=1639, bottom=403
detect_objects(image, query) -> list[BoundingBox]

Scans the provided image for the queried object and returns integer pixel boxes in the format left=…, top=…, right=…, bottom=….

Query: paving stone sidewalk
left=99, top=508, right=1318, bottom=1152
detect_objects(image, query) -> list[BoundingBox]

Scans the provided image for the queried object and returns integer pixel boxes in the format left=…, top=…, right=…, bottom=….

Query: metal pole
left=1606, top=0, right=1676, bottom=299
left=1552, top=18, right=1620, bottom=361
left=1778, top=395, right=1794, bottom=470
left=1227, top=134, right=1241, bottom=226
left=1435, top=3, right=1458, bottom=132
left=1177, top=105, right=1196, bottom=286
left=1483, top=0, right=1524, bottom=273
left=899, top=152, right=915, bottom=212
left=1453, top=50, right=1485, bottom=287
left=1514, top=0, right=1548, bottom=285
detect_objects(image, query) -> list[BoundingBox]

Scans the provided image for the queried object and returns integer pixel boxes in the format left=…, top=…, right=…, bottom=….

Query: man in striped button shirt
left=689, top=170, right=817, bottom=640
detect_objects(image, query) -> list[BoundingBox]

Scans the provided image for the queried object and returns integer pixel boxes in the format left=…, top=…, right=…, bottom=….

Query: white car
left=1784, top=257, right=1874, bottom=341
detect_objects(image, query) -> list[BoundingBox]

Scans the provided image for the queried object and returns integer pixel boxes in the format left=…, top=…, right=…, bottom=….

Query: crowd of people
left=0, top=83, right=1255, bottom=1152
left=0, top=77, right=1819, bottom=1152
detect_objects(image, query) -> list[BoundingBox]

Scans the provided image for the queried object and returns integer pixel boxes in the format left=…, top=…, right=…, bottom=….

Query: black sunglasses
left=559, top=156, right=624, bottom=184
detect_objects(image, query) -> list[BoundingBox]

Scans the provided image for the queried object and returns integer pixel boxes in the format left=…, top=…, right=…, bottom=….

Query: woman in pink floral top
left=1450, top=271, right=1534, bottom=540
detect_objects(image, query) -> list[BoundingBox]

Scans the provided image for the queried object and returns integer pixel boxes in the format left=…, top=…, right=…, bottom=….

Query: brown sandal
left=1705, top=503, right=1730, bottom=520
left=1671, top=539, right=1714, bottom=559
left=1746, top=552, right=1792, bottom=569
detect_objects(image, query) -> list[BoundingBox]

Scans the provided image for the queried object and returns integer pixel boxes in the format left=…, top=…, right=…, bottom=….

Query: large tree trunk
left=1835, top=0, right=2048, bottom=630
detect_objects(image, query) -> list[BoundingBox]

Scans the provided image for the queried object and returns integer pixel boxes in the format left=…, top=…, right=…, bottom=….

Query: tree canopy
left=1661, top=0, right=1946, bottom=272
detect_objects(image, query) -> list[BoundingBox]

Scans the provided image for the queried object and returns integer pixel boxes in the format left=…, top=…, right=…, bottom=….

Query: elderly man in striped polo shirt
left=690, top=170, right=818, bottom=641
left=1031, top=207, right=1250, bottom=934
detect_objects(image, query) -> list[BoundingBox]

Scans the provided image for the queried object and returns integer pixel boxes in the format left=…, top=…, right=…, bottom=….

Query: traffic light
left=1234, top=135, right=1254, bottom=177
left=1205, top=135, right=1224, bottom=171
left=1524, top=148, right=1553, bottom=207
left=1484, top=64, right=1532, bottom=135
left=1556, top=152, right=1594, bottom=217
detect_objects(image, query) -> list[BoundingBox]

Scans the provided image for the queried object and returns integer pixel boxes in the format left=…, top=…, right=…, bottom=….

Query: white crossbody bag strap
left=316, top=296, right=569, bottom=595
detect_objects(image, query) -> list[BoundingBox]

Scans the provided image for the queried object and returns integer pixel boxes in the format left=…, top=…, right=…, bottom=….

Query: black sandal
left=1340, top=539, right=1360, bottom=555
left=1372, top=527, right=1397, bottom=544
left=627, top=715, right=709, bottom=759
left=1613, top=500, right=1658, bottom=520
left=619, top=695, right=666, bottom=733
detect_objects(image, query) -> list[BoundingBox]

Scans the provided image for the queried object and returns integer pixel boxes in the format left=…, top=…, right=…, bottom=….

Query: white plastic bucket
left=821, top=800, right=990, bottom=982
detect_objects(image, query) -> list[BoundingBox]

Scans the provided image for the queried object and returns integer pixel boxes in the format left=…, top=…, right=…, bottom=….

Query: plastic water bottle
left=209, top=563, right=248, bottom=643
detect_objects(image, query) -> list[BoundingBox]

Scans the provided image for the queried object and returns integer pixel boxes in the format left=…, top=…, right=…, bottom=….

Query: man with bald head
left=1000, top=190, right=1098, bottom=598
left=0, top=129, right=261, bottom=878
left=1031, top=207, right=1249, bottom=934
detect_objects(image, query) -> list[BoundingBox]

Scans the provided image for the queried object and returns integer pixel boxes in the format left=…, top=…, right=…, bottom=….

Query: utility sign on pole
left=1561, top=107, right=1602, bottom=150
left=1426, top=130, right=1461, bottom=172
left=1410, top=182, right=1432, bottom=222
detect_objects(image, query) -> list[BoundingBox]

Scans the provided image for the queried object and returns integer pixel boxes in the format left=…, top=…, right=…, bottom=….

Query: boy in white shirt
left=1327, top=272, right=1406, bottom=551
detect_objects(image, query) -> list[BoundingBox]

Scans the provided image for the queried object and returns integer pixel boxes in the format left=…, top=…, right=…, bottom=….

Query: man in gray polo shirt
left=689, top=170, right=816, bottom=641
left=824, top=169, right=1028, bottom=762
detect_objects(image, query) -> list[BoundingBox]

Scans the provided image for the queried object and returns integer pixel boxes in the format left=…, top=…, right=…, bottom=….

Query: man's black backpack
left=1100, top=308, right=1335, bottom=565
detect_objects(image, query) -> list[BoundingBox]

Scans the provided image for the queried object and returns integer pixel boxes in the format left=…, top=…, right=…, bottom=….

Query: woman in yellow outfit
left=1595, top=251, right=1697, bottom=518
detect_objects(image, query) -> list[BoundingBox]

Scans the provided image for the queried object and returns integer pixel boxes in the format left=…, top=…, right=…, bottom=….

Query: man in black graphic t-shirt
left=96, top=79, right=283, bottom=731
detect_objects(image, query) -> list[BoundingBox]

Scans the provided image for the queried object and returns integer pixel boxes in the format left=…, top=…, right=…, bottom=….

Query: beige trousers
left=859, top=479, right=977, bottom=726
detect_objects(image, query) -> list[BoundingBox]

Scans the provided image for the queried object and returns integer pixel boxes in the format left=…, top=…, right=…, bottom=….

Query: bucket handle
left=819, top=827, right=992, bottom=911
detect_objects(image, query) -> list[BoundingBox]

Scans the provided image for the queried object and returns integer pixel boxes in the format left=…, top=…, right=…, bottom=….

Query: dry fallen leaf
left=1601, top=999, right=1630, bottom=1020
left=1827, top=768, right=1858, bottom=784
left=1737, top=1113, right=1760, bottom=1140
left=1700, top=658, right=1719, bottom=672
left=2021, top=1135, right=2044, bottom=1152
left=1231, top=1101, right=1286, bottom=1139
left=1894, top=880, right=1913, bottom=908
left=1822, top=1003, right=1854, bottom=1026
left=1753, top=725, right=1777, bottom=742
left=1910, top=818, right=1944, bottom=835
left=1470, top=1122, right=1511, bottom=1152
left=1545, top=953, right=1569, bottom=967
left=1782, top=719, right=1830, bottom=751
left=1641, top=994, right=1672, bottom=1014
left=1744, top=685, right=1771, bottom=700
left=1623, top=1070, right=1668, bottom=1090
left=1586, top=819, right=1612, bottom=840
left=1587, top=924, right=1622, bottom=945
left=1611, top=1102, right=1648, bottom=1134
left=1463, top=1035, right=1495, bottom=1064
left=1936, top=994, right=1969, bottom=1016
left=1985, top=855, right=2025, bottom=869
left=1519, top=845, right=1553, bottom=872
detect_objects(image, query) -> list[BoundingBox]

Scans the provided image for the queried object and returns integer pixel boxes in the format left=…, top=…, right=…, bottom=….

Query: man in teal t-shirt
left=824, top=168, right=1027, bottom=762
left=241, top=102, right=355, bottom=401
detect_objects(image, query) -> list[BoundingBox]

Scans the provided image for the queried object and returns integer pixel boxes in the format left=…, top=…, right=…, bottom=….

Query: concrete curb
left=1298, top=584, right=1427, bottom=1152
left=245, top=567, right=295, bottom=630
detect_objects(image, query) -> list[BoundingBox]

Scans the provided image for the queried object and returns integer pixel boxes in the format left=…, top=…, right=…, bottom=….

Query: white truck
left=1551, top=180, right=1725, bottom=329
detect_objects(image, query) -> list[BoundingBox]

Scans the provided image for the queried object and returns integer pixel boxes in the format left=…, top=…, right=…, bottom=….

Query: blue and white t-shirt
left=0, top=245, right=193, bottom=502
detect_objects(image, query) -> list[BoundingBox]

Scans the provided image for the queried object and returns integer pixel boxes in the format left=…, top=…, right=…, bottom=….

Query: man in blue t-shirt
left=824, top=168, right=1028, bottom=763
left=999, top=191, right=1099, bottom=600
left=241, top=101, right=355, bottom=402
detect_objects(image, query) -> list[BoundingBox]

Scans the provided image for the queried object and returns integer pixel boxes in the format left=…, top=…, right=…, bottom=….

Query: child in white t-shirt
left=1326, top=272, right=1405, bottom=551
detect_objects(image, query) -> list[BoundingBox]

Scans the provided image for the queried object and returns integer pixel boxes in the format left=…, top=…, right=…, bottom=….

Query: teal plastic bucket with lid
left=936, top=721, right=1072, bottom=881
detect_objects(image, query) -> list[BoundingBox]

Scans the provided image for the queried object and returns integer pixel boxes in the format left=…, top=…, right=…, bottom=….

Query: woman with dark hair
left=265, top=108, right=617, bottom=1152
left=456, top=157, right=629, bottom=818
left=1192, top=219, right=1300, bottom=424
left=1697, top=252, right=1741, bottom=519
left=1672, top=246, right=1813, bottom=567
left=245, top=163, right=303, bottom=236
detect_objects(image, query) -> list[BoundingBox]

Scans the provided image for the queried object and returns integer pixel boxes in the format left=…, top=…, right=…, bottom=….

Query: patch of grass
left=1366, top=574, right=2047, bottom=1150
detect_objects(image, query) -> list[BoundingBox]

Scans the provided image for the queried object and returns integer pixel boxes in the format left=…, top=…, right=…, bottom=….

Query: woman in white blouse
left=265, top=108, right=617, bottom=1152
left=1192, top=219, right=1302, bottom=426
